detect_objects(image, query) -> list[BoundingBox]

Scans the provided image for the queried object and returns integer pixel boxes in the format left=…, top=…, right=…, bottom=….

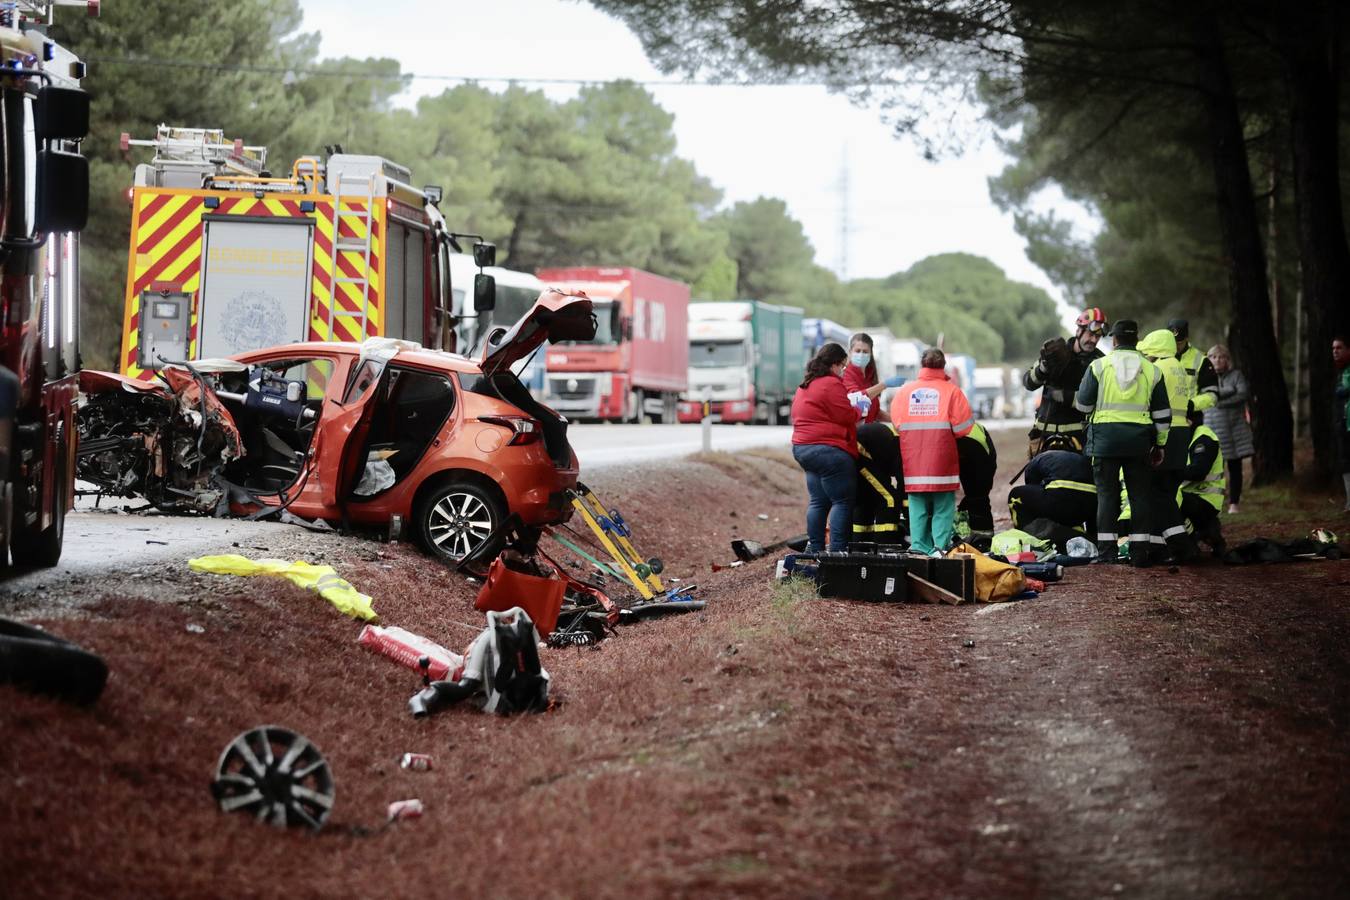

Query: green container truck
left=678, top=301, right=806, bottom=424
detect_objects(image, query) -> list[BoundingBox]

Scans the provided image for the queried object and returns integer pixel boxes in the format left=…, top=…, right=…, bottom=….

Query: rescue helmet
left=1075, top=307, right=1109, bottom=335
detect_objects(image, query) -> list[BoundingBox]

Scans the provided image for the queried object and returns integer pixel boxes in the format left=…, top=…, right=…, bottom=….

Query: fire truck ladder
left=327, top=170, right=377, bottom=341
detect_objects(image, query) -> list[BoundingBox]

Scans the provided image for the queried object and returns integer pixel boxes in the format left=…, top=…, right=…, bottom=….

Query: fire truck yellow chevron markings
left=136, top=194, right=192, bottom=250
left=263, top=198, right=291, bottom=217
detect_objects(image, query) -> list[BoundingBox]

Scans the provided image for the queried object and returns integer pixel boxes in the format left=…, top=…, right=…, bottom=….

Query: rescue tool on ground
left=116, top=125, right=498, bottom=379
left=0, top=1, right=96, bottom=568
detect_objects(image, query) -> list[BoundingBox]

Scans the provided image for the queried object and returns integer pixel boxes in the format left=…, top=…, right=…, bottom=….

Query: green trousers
left=908, top=491, right=956, bottom=555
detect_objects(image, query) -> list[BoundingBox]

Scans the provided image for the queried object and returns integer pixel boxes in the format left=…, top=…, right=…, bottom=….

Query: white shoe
left=1227, top=503, right=1240, bottom=515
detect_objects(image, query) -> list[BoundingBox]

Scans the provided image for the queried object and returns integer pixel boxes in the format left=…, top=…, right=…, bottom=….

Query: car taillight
left=479, top=415, right=541, bottom=446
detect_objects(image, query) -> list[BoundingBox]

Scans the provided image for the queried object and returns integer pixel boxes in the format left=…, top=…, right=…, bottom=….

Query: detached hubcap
left=428, top=492, right=493, bottom=559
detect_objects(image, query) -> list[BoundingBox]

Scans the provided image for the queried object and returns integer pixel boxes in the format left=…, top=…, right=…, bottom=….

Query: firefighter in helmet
left=1023, top=307, right=1108, bottom=458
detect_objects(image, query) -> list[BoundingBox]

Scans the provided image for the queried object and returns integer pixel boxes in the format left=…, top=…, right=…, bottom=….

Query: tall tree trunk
left=1190, top=12, right=1294, bottom=482
left=1278, top=3, right=1350, bottom=475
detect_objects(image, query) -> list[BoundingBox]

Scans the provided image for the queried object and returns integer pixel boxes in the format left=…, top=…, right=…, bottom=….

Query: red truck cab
left=536, top=267, right=690, bottom=423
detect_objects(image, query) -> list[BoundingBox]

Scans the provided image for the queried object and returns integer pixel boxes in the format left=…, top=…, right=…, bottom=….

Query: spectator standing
left=790, top=342, right=858, bottom=552
left=1074, top=320, right=1171, bottom=568
left=1205, top=344, right=1254, bottom=514
left=891, top=348, right=975, bottom=556
left=1334, top=336, right=1350, bottom=513
left=1022, top=307, right=1107, bottom=457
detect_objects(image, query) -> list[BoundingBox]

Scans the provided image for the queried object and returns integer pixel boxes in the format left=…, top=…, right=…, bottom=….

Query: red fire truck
left=0, top=1, right=94, bottom=568
left=116, top=126, right=494, bottom=379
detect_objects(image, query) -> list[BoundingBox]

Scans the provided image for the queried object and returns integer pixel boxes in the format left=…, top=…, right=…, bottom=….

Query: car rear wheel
left=417, top=482, right=506, bottom=565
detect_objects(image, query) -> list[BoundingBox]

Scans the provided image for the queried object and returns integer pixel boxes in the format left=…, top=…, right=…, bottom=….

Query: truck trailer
left=677, top=301, right=804, bottom=424
left=538, top=267, right=689, bottom=423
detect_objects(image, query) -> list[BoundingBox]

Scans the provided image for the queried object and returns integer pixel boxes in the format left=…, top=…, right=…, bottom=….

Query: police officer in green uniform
left=1138, top=329, right=1198, bottom=563
left=1178, top=407, right=1226, bottom=556
left=1168, top=318, right=1218, bottom=413
left=1074, top=320, right=1172, bottom=567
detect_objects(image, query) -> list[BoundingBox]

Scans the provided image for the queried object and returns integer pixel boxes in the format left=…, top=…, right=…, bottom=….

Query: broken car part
left=408, top=608, right=550, bottom=717
left=210, top=726, right=335, bottom=831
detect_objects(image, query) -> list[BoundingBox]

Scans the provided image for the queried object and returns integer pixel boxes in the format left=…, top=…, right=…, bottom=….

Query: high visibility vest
left=1179, top=425, right=1225, bottom=511
left=965, top=421, right=992, bottom=454
left=1155, top=356, right=1190, bottom=428
left=1086, top=351, right=1161, bottom=426
left=1177, top=345, right=1216, bottom=411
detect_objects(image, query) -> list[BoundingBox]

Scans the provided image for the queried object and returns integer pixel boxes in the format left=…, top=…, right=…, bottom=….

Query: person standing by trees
left=1205, top=344, right=1254, bottom=514
left=1075, top=321, right=1172, bottom=568
left=1022, top=308, right=1108, bottom=458
left=891, top=349, right=974, bottom=556
left=1334, top=336, right=1350, bottom=513
left=790, top=343, right=858, bottom=552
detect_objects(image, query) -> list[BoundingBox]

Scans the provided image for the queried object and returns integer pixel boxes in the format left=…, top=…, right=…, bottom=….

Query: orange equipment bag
left=474, top=553, right=566, bottom=638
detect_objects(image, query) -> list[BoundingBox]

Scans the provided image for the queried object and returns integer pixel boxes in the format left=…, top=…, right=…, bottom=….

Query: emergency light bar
left=6, top=1, right=100, bottom=25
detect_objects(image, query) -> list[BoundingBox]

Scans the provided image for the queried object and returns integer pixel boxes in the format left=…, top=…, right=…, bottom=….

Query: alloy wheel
left=427, top=490, right=495, bottom=560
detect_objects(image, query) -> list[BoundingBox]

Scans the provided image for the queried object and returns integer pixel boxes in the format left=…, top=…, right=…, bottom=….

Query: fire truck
left=117, top=126, right=495, bottom=379
left=0, top=1, right=95, bottom=568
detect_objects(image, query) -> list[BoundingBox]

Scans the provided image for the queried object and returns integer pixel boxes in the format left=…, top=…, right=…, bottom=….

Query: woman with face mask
left=842, top=333, right=904, bottom=423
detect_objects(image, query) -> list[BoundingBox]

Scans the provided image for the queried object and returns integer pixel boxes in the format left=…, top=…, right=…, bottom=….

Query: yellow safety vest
left=966, top=421, right=992, bottom=454
left=1155, top=356, right=1190, bottom=428
left=1179, top=424, right=1225, bottom=511
left=1086, top=351, right=1162, bottom=426
left=1177, top=345, right=1216, bottom=412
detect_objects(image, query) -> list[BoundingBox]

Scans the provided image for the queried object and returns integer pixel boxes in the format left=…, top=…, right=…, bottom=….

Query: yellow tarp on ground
left=188, top=555, right=378, bottom=622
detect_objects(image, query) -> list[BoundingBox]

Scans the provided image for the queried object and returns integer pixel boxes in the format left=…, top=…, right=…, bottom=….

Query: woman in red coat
left=791, top=342, right=859, bottom=552
left=841, top=332, right=902, bottom=423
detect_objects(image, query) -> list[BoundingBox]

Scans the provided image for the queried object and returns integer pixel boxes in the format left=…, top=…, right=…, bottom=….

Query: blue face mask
left=851, top=351, right=871, bottom=368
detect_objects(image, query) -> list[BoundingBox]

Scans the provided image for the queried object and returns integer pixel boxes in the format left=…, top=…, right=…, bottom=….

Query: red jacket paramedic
left=890, top=349, right=975, bottom=555
left=891, top=364, right=974, bottom=490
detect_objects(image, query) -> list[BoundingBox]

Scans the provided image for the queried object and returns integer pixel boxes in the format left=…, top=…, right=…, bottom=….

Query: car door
left=317, top=356, right=393, bottom=509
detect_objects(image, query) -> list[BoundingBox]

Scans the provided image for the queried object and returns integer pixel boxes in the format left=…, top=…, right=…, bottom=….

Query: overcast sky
left=298, top=0, right=1088, bottom=307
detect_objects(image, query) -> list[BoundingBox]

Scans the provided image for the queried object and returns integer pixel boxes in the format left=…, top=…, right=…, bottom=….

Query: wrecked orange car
left=77, top=289, right=597, bottom=563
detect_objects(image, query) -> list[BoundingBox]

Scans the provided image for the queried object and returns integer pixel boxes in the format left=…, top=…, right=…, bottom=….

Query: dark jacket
left=1025, top=450, right=1094, bottom=486
left=1023, top=339, right=1103, bottom=429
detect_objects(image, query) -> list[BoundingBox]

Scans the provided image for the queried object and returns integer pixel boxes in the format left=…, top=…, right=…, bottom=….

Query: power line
left=83, top=55, right=877, bottom=88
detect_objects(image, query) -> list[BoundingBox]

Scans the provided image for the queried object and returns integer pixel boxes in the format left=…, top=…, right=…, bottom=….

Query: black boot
left=1166, top=535, right=1199, bottom=565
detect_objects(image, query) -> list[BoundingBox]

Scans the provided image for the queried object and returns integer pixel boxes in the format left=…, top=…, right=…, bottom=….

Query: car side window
left=257, top=357, right=335, bottom=401
left=344, top=358, right=385, bottom=404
